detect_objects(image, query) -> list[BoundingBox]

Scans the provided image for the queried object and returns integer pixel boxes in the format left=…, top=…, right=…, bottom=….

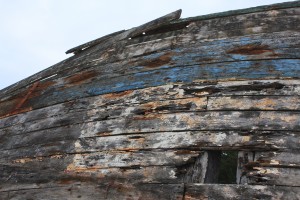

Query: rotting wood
left=1, top=79, right=299, bottom=130
left=1, top=58, right=300, bottom=118
left=246, top=167, right=300, bottom=186
left=184, top=184, right=300, bottom=200
left=3, top=150, right=202, bottom=170
left=0, top=7, right=299, bottom=99
left=2, top=130, right=299, bottom=161
left=2, top=93, right=300, bottom=138
left=207, top=96, right=300, bottom=110
left=1, top=110, right=300, bottom=152
left=2, top=30, right=300, bottom=104
left=254, top=151, right=300, bottom=167
left=66, top=9, right=181, bottom=54
left=0, top=183, right=184, bottom=200
left=65, top=30, right=126, bottom=54
left=0, top=1, right=299, bottom=198
left=0, top=164, right=182, bottom=184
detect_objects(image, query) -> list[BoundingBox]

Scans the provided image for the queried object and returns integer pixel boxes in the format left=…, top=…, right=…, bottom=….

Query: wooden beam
left=65, top=9, right=181, bottom=54
left=184, top=184, right=300, bottom=200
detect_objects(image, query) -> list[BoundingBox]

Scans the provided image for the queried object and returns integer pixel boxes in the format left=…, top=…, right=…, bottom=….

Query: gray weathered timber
left=254, top=151, right=300, bottom=166
left=185, top=184, right=300, bottom=200
left=1, top=130, right=299, bottom=161
left=0, top=6, right=299, bottom=100
left=0, top=2, right=300, bottom=199
left=0, top=79, right=299, bottom=131
left=65, top=9, right=181, bottom=54
left=0, top=183, right=184, bottom=200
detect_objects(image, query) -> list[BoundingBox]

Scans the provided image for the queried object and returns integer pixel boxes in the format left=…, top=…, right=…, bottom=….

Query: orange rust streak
left=139, top=52, right=174, bottom=68
left=65, top=70, right=97, bottom=85
left=35, top=80, right=55, bottom=92
left=227, top=44, right=278, bottom=56
left=14, top=81, right=39, bottom=111
left=0, top=107, right=33, bottom=119
left=104, top=90, right=133, bottom=98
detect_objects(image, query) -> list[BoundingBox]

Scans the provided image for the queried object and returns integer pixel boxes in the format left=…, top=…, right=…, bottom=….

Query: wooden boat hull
left=0, top=2, right=299, bottom=199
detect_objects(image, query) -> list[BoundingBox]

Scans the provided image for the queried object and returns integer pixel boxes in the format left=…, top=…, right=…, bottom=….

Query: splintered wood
left=0, top=2, right=299, bottom=199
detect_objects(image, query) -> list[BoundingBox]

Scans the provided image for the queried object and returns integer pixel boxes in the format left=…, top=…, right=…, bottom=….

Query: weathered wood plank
left=0, top=97, right=207, bottom=136
left=1, top=79, right=299, bottom=132
left=182, top=79, right=300, bottom=96
left=0, top=150, right=202, bottom=187
left=184, top=184, right=300, bottom=200
left=0, top=8, right=182, bottom=99
left=0, top=164, right=184, bottom=184
left=0, top=6, right=298, bottom=99
left=0, top=183, right=184, bottom=200
left=76, top=131, right=300, bottom=152
left=2, top=31, right=299, bottom=106
left=0, top=2, right=299, bottom=196
left=78, top=111, right=300, bottom=137
left=81, top=32, right=300, bottom=78
left=73, top=8, right=300, bottom=71
left=255, top=151, right=300, bottom=167
left=178, top=1, right=300, bottom=23
left=246, top=167, right=300, bottom=186
left=71, top=8, right=300, bottom=70
left=65, top=30, right=126, bottom=54
left=3, top=150, right=202, bottom=170
left=237, top=151, right=300, bottom=186
left=1, top=110, right=300, bottom=152
left=2, top=130, right=299, bottom=161
left=1, top=58, right=299, bottom=119
left=208, top=96, right=300, bottom=110
left=66, top=9, right=181, bottom=54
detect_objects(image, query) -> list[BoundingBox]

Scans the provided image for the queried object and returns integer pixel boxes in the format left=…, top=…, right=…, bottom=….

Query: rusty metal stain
left=35, top=79, right=56, bottom=92
left=14, top=82, right=39, bottom=110
left=140, top=52, right=174, bottom=68
left=1, top=82, right=40, bottom=118
left=64, top=70, right=97, bottom=86
left=104, top=90, right=134, bottom=99
left=0, top=106, right=33, bottom=119
left=226, top=44, right=279, bottom=56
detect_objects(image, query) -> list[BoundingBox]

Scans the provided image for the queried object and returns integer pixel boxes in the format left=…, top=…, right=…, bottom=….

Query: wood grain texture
left=0, top=7, right=299, bottom=100
left=0, top=183, right=184, bottom=200
left=185, top=184, right=300, bottom=200
left=0, top=2, right=299, bottom=198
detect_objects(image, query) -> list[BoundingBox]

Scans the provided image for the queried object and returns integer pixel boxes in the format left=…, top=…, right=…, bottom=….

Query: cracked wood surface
left=0, top=6, right=299, bottom=100
left=185, top=184, right=300, bottom=200
left=0, top=2, right=299, bottom=199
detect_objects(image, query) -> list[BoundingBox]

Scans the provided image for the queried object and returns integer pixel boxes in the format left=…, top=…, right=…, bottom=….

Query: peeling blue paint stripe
left=35, top=59, right=299, bottom=106
left=86, top=59, right=300, bottom=96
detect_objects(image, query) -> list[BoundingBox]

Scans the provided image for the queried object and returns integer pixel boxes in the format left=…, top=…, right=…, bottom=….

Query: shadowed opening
left=204, top=151, right=238, bottom=184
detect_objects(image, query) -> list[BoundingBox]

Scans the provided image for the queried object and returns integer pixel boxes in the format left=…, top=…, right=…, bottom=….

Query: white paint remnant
left=215, top=133, right=227, bottom=144
left=169, top=170, right=177, bottom=179
left=74, top=141, right=82, bottom=149
left=270, top=160, right=279, bottom=165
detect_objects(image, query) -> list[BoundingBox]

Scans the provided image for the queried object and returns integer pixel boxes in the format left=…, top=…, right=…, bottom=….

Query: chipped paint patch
left=270, top=160, right=280, bottom=165
left=242, top=136, right=251, bottom=142
left=13, top=158, right=35, bottom=164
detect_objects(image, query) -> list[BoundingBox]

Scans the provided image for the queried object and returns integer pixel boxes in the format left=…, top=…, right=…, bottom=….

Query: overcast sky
left=0, top=0, right=292, bottom=89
